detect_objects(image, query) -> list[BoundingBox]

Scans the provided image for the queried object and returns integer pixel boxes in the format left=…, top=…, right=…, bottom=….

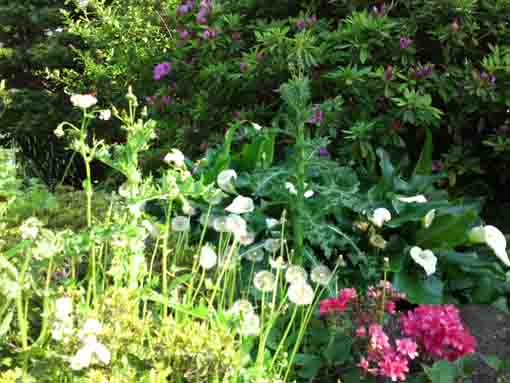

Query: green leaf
left=424, top=360, right=458, bottom=383
left=0, top=310, right=13, bottom=337
left=415, top=209, right=477, bottom=249
left=414, top=127, right=433, bottom=176
left=323, top=334, right=352, bottom=363
left=393, top=273, right=444, bottom=304
left=482, top=354, right=502, bottom=371
left=295, top=353, right=322, bottom=379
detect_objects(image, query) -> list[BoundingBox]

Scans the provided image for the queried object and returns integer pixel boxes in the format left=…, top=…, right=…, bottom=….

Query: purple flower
left=307, top=15, right=317, bottom=25
left=384, top=65, right=393, bottom=81
left=153, top=62, right=172, bottom=81
left=196, top=10, right=208, bottom=24
left=177, top=4, right=190, bottom=16
left=296, top=19, right=306, bottom=30
left=490, top=75, right=496, bottom=85
left=432, top=160, right=441, bottom=173
left=318, top=147, right=329, bottom=157
left=145, top=96, right=156, bottom=104
left=371, top=4, right=386, bottom=16
left=179, top=30, right=190, bottom=40
left=161, top=95, right=172, bottom=105
left=239, top=62, right=248, bottom=72
left=399, top=37, right=412, bottom=49
left=202, top=28, right=217, bottom=39
left=307, top=106, right=324, bottom=125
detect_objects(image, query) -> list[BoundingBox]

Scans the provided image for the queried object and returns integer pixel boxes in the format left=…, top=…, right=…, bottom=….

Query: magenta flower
left=399, top=37, right=412, bottom=49
left=396, top=338, right=418, bottom=360
left=318, top=147, right=329, bottom=157
left=202, top=28, right=217, bottom=39
left=179, top=30, right=190, bottom=40
left=239, top=62, right=248, bottom=72
left=296, top=19, right=306, bottom=30
left=153, top=62, right=172, bottom=80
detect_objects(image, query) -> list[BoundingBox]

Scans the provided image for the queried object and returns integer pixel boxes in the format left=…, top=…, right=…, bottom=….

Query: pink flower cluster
left=357, top=324, right=418, bottom=382
left=319, top=288, right=357, bottom=315
left=400, top=305, right=476, bottom=361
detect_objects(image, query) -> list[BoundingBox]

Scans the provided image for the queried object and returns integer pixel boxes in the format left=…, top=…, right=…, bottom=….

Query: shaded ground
left=460, top=304, right=510, bottom=382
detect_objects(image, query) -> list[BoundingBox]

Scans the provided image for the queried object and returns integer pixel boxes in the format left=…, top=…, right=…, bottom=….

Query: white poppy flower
left=213, top=216, right=228, bottom=232
left=288, top=281, right=314, bottom=305
left=409, top=246, right=437, bottom=276
left=239, top=312, right=260, bottom=336
left=239, top=230, right=256, bottom=246
left=285, top=265, right=308, bottom=284
left=70, top=94, right=97, bottom=109
left=217, top=169, right=237, bottom=193
left=229, top=299, right=254, bottom=317
left=55, top=297, right=73, bottom=321
left=369, top=208, right=392, bottom=228
left=285, top=182, right=297, bottom=195
left=225, top=214, right=248, bottom=239
left=269, top=256, right=287, bottom=270
left=253, top=271, right=276, bottom=292
left=199, top=245, right=217, bottom=270
left=397, top=195, right=428, bottom=204
left=243, top=248, right=264, bottom=262
left=423, top=209, right=436, bottom=228
left=164, top=149, right=186, bottom=167
left=469, top=225, right=510, bottom=266
left=310, top=264, right=332, bottom=286
left=225, top=195, right=254, bottom=214
left=171, top=216, right=190, bottom=232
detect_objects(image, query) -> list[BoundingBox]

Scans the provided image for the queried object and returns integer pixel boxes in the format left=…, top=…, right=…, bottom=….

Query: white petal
left=304, top=190, right=314, bottom=198
left=225, top=196, right=254, bottom=214
left=369, top=208, right=392, bottom=228
left=397, top=195, right=428, bottom=203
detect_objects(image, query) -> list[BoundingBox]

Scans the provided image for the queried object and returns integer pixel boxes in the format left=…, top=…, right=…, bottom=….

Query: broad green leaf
left=414, top=127, right=433, bottom=176
left=393, top=273, right=444, bottom=304
left=415, top=210, right=477, bottom=249
left=0, top=310, right=13, bottom=337
left=323, top=334, right=352, bottom=363
left=424, top=360, right=458, bottom=383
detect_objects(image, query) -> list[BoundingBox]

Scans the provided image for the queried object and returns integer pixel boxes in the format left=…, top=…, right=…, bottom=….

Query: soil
left=460, top=304, right=510, bottom=383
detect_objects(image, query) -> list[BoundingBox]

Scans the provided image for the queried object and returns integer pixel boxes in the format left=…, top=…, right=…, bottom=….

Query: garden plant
left=1, top=0, right=510, bottom=382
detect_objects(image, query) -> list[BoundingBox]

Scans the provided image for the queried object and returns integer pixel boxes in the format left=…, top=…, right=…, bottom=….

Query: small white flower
left=70, top=346, right=92, bottom=370
left=265, top=218, right=279, bottom=229
left=80, top=319, right=102, bottom=337
left=55, top=27, right=64, bottom=33
left=243, top=248, right=264, bottom=262
left=55, top=297, right=73, bottom=321
left=409, top=246, right=437, bottom=276
left=239, top=230, right=256, bottom=246
left=397, top=195, right=428, bottom=204
left=78, top=0, right=90, bottom=8
left=217, top=169, right=237, bottom=193
left=225, top=214, right=248, bottom=239
left=423, top=209, right=436, bottom=228
left=19, top=217, right=42, bottom=239
left=164, top=149, right=186, bottom=167
left=253, top=270, right=276, bottom=292
left=288, top=281, right=314, bottom=305
left=310, top=264, right=332, bottom=286
left=304, top=190, right=314, bottom=199
left=171, top=216, right=191, bottom=232
left=263, top=238, right=281, bottom=253
left=285, top=265, right=308, bottom=284
left=252, top=122, right=263, bottom=131
left=469, top=225, right=510, bottom=266
left=285, top=182, right=297, bottom=195
left=199, top=245, right=217, bottom=270
left=213, top=216, right=228, bottom=232
left=369, top=208, right=392, bottom=228
left=239, top=312, right=260, bottom=336
left=70, top=94, right=97, bottom=109
left=225, top=195, right=254, bottom=214
left=269, top=256, right=287, bottom=270
left=229, top=299, right=254, bottom=317
left=98, top=109, right=111, bottom=120
left=54, top=125, right=65, bottom=138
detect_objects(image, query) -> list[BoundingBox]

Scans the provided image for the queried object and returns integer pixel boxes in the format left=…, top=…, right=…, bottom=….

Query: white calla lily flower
left=217, top=169, right=237, bottom=193
left=369, top=208, right=392, bottom=228
left=397, top=195, right=428, bottom=204
left=409, top=246, right=437, bottom=276
left=423, top=209, right=436, bottom=228
left=225, top=196, right=254, bottom=214
left=469, top=225, right=510, bottom=266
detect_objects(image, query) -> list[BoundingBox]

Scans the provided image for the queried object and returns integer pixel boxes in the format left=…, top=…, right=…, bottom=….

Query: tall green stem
left=161, top=199, right=173, bottom=318
left=293, top=120, right=306, bottom=264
